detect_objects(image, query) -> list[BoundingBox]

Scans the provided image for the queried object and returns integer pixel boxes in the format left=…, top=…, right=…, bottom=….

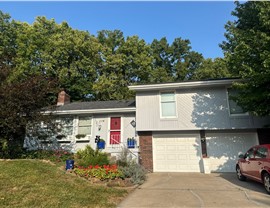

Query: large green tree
left=221, top=1, right=270, bottom=116
left=150, top=37, right=204, bottom=82
left=0, top=12, right=60, bottom=158
left=192, top=58, right=231, bottom=80
left=93, top=30, right=153, bottom=100
left=9, top=16, right=101, bottom=101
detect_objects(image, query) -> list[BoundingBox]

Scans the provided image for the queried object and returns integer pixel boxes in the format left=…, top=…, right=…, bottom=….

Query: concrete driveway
left=118, top=173, right=270, bottom=208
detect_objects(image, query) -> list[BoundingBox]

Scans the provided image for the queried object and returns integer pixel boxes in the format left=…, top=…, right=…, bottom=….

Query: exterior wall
left=136, top=87, right=270, bottom=131
left=68, top=112, right=138, bottom=154
left=25, top=112, right=138, bottom=159
left=138, top=131, right=153, bottom=172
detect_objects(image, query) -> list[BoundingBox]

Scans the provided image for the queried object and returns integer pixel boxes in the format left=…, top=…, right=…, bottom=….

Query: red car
left=236, top=144, right=270, bottom=194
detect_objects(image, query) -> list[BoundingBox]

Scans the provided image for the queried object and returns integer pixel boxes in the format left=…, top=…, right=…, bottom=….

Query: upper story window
left=78, top=116, right=92, bottom=135
left=160, top=92, right=176, bottom=118
left=227, top=88, right=247, bottom=115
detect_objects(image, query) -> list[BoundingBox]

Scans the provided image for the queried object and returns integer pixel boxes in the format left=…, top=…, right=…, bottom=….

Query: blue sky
left=0, top=1, right=236, bottom=59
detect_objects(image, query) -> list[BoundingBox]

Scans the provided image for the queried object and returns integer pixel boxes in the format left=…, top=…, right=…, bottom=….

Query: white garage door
left=206, top=132, right=258, bottom=172
left=153, top=134, right=203, bottom=172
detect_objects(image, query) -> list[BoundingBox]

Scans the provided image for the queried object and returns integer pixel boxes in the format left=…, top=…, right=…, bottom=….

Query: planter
left=66, top=159, right=74, bottom=170
left=97, top=141, right=105, bottom=149
left=127, top=139, right=136, bottom=148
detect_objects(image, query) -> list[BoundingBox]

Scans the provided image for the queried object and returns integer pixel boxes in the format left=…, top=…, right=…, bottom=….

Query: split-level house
left=129, top=78, right=270, bottom=173
left=25, top=78, right=270, bottom=173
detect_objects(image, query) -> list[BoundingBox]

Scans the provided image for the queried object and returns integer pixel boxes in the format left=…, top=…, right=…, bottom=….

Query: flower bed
left=74, top=164, right=124, bottom=181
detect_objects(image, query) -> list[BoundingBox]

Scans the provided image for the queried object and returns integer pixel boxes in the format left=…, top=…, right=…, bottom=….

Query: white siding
left=205, top=132, right=258, bottom=172
left=136, top=87, right=270, bottom=131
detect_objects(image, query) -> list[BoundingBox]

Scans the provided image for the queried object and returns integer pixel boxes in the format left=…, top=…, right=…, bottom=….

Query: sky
left=0, top=1, right=236, bottom=59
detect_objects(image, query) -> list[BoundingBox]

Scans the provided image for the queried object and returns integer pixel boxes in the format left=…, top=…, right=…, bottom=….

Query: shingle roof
left=55, top=100, right=135, bottom=111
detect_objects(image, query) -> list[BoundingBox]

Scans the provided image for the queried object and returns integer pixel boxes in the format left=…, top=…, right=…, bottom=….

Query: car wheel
left=263, top=173, right=270, bottom=194
left=236, top=165, right=246, bottom=181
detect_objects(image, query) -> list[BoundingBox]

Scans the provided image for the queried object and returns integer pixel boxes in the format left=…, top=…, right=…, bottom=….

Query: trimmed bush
left=75, top=145, right=109, bottom=167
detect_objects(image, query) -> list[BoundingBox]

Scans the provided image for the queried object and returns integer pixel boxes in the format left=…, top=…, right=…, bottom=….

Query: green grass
left=0, top=160, right=127, bottom=208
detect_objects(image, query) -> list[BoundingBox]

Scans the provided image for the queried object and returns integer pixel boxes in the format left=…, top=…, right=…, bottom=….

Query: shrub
left=20, top=149, right=74, bottom=162
left=75, top=145, right=109, bottom=167
left=116, top=147, right=147, bottom=185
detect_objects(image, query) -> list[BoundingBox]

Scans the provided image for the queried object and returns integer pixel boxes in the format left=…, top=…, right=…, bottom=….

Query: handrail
left=109, top=137, right=138, bottom=158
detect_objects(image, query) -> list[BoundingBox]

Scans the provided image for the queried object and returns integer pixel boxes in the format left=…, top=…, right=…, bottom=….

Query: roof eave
left=128, top=79, right=241, bottom=91
left=43, top=107, right=136, bottom=115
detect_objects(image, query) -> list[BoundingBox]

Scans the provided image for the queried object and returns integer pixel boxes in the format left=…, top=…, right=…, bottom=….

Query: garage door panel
left=206, top=133, right=258, bottom=172
left=153, top=135, right=202, bottom=172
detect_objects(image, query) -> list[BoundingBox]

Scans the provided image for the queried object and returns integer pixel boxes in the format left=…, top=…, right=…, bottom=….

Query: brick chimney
left=57, top=91, right=70, bottom=106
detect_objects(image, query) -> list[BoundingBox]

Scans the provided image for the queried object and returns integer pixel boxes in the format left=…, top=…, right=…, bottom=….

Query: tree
left=8, top=16, right=101, bottom=101
left=192, top=58, right=231, bottom=80
left=0, top=73, right=58, bottom=158
left=150, top=37, right=204, bottom=82
left=93, top=30, right=153, bottom=100
left=0, top=12, right=60, bottom=157
left=221, top=1, right=270, bottom=116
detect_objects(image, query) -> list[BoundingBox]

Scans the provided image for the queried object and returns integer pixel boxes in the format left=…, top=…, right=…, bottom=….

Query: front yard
left=0, top=160, right=128, bottom=208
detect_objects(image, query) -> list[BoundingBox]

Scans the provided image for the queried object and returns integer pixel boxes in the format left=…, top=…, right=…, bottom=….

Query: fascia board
left=43, top=107, right=136, bottom=115
left=129, top=79, right=241, bottom=91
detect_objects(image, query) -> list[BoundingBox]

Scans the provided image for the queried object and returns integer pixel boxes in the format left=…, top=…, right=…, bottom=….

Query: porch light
left=130, top=120, right=136, bottom=128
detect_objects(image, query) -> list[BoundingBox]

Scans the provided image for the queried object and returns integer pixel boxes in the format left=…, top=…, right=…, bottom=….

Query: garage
left=206, top=132, right=258, bottom=172
left=153, top=134, right=203, bottom=172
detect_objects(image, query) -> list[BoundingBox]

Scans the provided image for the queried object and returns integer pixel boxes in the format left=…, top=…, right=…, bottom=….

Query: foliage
left=119, top=161, right=147, bottom=185
left=0, top=160, right=127, bottom=207
left=75, top=134, right=86, bottom=139
left=74, top=164, right=124, bottom=180
left=192, top=58, right=231, bottom=80
left=75, top=145, right=109, bottom=167
left=18, top=149, right=74, bottom=162
left=116, top=147, right=147, bottom=185
left=150, top=37, right=204, bottom=82
left=0, top=73, right=58, bottom=158
left=221, top=1, right=270, bottom=116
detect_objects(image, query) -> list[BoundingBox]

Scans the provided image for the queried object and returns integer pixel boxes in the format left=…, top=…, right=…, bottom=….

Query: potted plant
left=127, top=137, right=136, bottom=148
left=75, top=134, right=86, bottom=139
left=97, top=138, right=105, bottom=149
left=56, top=134, right=66, bottom=140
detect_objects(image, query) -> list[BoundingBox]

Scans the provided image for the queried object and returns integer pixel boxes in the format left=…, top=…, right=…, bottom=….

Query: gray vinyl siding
left=136, top=87, right=270, bottom=131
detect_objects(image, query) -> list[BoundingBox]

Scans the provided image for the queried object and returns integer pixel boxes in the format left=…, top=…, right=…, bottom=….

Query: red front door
left=110, top=117, right=121, bottom=144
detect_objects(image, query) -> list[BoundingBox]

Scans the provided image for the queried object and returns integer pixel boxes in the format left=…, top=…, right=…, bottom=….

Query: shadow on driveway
left=216, top=172, right=266, bottom=194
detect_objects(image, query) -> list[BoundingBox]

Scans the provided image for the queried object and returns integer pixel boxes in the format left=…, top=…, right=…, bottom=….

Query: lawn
left=0, top=160, right=128, bottom=208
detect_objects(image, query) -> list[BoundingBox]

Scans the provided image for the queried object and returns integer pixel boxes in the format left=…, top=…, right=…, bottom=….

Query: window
left=245, top=148, right=255, bottom=159
left=78, top=116, right=92, bottom=135
left=255, top=147, right=268, bottom=159
left=160, top=92, right=176, bottom=118
left=57, top=117, right=73, bottom=136
left=227, top=89, right=247, bottom=115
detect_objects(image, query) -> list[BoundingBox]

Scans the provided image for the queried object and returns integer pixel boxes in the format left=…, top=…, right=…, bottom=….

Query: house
left=128, top=78, right=270, bottom=173
left=24, top=91, right=139, bottom=159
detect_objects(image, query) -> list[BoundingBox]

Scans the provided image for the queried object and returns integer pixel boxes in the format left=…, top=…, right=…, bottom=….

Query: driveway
left=118, top=173, right=270, bottom=208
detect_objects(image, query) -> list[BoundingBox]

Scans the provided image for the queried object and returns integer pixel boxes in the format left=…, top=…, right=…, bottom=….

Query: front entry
left=110, top=117, right=121, bottom=144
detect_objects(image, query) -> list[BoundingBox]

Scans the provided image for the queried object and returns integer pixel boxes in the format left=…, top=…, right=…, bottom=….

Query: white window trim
left=77, top=116, right=93, bottom=137
left=159, top=91, right=178, bottom=119
left=226, top=88, right=249, bottom=117
left=55, top=117, right=74, bottom=141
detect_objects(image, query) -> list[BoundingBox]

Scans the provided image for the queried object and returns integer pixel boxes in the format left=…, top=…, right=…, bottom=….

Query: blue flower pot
left=127, top=140, right=135, bottom=148
left=97, top=141, right=105, bottom=149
